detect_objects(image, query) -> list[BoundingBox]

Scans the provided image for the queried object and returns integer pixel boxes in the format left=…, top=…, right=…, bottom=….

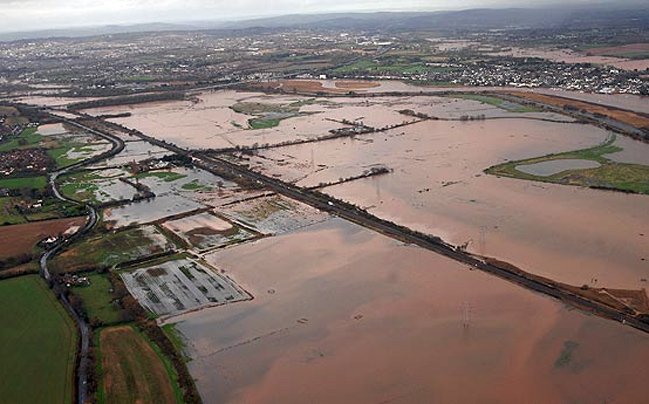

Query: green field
left=453, top=94, right=537, bottom=113
left=0, top=127, right=102, bottom=169
left=0, top=128, right=42, bottom=152
left=72, top=273, right=122, bottom=325
left=486, top=135, right=649, bottom=194
left=0, top=176, right=48, bottom=190
left=231, top=100, right=319, bottom=130
left=180, top=179, right=213, bottom=191
left=249, top=118, right=282, bottom=129
left=135, top=171, right=187, bottom=182
left=0, top=275, right=77, bottom=404
left=333, top=58, right=457, bottom=75
left=0, top=197, right=27, bottom=225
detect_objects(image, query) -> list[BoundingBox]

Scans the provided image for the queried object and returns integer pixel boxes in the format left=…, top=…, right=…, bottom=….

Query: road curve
left=37, top=116, right=124, bottom=404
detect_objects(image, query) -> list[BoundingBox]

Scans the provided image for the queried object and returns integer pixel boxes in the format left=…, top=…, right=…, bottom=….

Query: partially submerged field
left=0, top=276, right=76, bottom=404
left=162, top=212, right=256, bottom=251
left=121, top=258, right=250, bottom=318
left=219, top=194, right=329, bottom=235
left=486, top=135, right=649, bottom=194
left=50, top=225, right=175, bottom=273
left=99, top=326, right=179, bottom=404
left=499, top=91, right=649, bottom=131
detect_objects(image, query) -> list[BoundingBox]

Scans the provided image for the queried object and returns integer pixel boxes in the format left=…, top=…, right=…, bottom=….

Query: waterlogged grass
left=555, top=341, right=580, bottom=368
left=454, top=94, right=538, bottom=113
left=486, top=135, right=649, bottom=194
left=50, top=226, right=174, bottom=273
left=61, top=182, right=100, bottom=203
left=180, top=179, right=212, bottom=191
left=135, top=171, right=187, bottom=182
left=232, top=99, right=320, bottom=130
left=249, top=118, right=281, bottom=130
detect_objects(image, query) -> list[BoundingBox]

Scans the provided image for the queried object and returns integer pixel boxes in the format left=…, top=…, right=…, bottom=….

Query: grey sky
left=0, top=0, right=641, bottom=33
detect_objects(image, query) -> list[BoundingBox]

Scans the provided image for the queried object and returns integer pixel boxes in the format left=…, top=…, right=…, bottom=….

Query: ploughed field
left=99, top=326, right=178, bottom=404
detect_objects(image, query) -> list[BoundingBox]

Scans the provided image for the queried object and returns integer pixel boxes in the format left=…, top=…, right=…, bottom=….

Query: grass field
left=72, top=273, right=122, bottom=325
left=0, top=196, right=26, bottom=225
left=99, top=326, right=180, bottom=404
left=486, top=136, right=649, bottom=194
left=0, top=128, right=42, bottom=152
left=333, top=58, right=457, bottom=75
left=231, top=100, right=318, bottom=130
left=0, top=127, right=102, bottom=168
left=0, top=176, right=48, bottom=190
left=0, top=195, right=87, bottom=224
left=0, top=275, right=77, bottom=404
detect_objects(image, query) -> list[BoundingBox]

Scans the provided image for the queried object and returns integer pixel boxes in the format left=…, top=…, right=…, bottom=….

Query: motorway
left=194, top=152, right=649, bottom=335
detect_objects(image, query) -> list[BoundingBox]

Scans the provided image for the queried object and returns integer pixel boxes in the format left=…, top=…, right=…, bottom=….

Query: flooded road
left=174, top=219, right=649, bottom=404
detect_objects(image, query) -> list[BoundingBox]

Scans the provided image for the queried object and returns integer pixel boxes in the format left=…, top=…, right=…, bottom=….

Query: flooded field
left=90, top=141, right=171, bottom=168
left=488, top=47, right=649, bottom=71
left=121, top=258, right=250, bottom=319
left=236, top=97, right=649, bottom=289
left=103, top=167, right=219, bottom=227
left=173, top=219, right=649, bottom=404
left=219, top=195, right=329, bottom=235
left=515, top=159, right=602, bottom=176
left=81, top=92, right=342, bottom=150
left=162, top=212, right=257, bottom=251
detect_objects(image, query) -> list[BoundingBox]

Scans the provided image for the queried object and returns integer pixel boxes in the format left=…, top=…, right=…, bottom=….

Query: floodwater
left=515, top=159, right=601, bottom=177
left=81, top=91, right=342, bottom=150
left=246, top=110, right=649, bottom=289
left=173, top=219, right=649, bottom=404
left=489, top=47, right=649, bottom=71
left=608, top=136, right=649, bottom=166
left=90, top=141, right=171, bottom=168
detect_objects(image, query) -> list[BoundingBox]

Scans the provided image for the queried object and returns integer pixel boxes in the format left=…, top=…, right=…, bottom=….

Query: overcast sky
left=0, top=0, right=642, bottom=33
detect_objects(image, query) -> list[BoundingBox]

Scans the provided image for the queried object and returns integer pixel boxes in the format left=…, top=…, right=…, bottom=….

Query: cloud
left=0, top=0, right=644, bottom=33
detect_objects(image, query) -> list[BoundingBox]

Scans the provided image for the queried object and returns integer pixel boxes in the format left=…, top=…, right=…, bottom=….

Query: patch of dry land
left=0, top=217, right=85, bottom=260
left=99, top=326, right=177, bottom=404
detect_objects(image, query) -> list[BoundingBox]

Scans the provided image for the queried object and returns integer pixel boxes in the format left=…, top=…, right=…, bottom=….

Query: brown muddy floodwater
left=246, top=111, right=649, bottom=290
left=172, top=219, right=649, bottom=404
